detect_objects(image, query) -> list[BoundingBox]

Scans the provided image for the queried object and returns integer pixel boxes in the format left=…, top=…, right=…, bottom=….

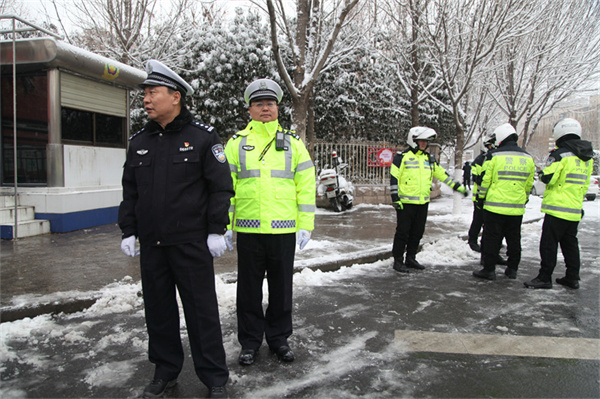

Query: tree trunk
left=306, top=89, right=316, bottom=158
left=292, top=97, right=308, bottom=143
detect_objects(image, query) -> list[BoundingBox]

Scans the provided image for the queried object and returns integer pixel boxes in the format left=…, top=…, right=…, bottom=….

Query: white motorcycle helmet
left=483, top=131, right=495, bottom=149
left=244, top=78, right=283, bottom=105
left=553, top=118, right=581, bottom=142
left=407, top=126, right=437, bottom=149
left=491, top=123, right=518, bottom=147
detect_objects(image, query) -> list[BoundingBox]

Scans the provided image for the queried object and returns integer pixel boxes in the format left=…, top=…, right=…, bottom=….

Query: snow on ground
left=1, top=190, right=598, bottom=393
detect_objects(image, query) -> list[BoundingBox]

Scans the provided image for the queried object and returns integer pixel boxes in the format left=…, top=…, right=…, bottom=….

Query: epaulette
left=129, top=127, right=145, bottom=141
left=190, top=120, right=215, bottom=132
left=283, top=130, right=301, bottom=140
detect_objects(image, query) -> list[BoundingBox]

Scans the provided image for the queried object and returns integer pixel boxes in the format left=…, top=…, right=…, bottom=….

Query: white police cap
left=140, top=60, right=194, bottom=97
left=244, top=79, right=283, bottom=104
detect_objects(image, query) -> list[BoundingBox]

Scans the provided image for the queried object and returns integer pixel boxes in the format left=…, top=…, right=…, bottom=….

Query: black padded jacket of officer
left=118, top=107, right=234, bottom=246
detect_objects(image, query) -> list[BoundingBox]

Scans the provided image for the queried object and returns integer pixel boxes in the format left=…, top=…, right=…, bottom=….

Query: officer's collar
left=248, top=119, right=280, bottom=136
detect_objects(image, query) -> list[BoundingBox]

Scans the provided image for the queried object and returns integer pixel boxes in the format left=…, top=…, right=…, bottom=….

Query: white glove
left=297, top=229, right=311, bottom=250
left=207, top=234, right=227, bottom=258
left=121, top=235, right=140, bottom=257
left=224, top=230, right=234, bottom=251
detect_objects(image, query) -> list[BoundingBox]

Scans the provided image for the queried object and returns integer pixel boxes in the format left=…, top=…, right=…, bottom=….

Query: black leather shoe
left=209, top=386, right=228, bottom=399
left=473, top=269, right=496, bottom=280
left=405, top=256, right=425, bottom=270
left=143, top=379, right=177, bottom=398
left=238, top=349, right=258, bottom=366
left=496, top=256, right=508, bottom=265
left=504, top=268, right=517, bottom=279
left=393, top=261, right=410, bottom=273
left=272, top=345, right=295, bottom=362
left=556, top=277, right=579, bottom=289
left=524, top=277, right=552, bottom=289
left=469, top=242, right=481, bottom=252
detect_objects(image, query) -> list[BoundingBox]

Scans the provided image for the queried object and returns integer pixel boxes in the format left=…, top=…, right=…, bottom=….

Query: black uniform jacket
left=118, top=108, right=234, bottom=246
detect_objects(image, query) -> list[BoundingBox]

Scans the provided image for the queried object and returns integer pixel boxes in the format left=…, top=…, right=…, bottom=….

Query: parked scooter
left=316, top=151, right=355, bottom=212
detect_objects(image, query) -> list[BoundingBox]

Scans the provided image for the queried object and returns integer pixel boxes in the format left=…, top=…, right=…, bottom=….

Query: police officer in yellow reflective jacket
left=524, top=118, right=594, bottom=289
left=473, top=123, right=535, bottom=281
left=390, top=127, right=467, bottom=273
left=224, top=79, right=315, bottom=366
left=467, top=132, right=495, bottom=252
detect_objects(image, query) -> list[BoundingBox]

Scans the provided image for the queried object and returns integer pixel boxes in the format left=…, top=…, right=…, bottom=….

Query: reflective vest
left=478, top=142, right=535, bottom=216
left=390, top=148, right=461, bottom=205
left=470, top=152, right=486, bottom=202
left=225, top=119, right=315, bottom=234
left=540, top=145, right=593, bottom=222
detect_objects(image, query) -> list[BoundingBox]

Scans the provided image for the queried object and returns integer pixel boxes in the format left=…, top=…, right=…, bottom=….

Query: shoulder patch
left=212, top=144, right=227, bottom=163
left=129, top=128, right=145, bottom=141
left=545, top=153, right=558, bottom=167
left=284, top=130, right=301, bottom=140
left=191, top=120, right=215, bottom=132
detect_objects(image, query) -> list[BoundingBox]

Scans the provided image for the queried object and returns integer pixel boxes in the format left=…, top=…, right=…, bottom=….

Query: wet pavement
left=1, top=204, right=398, bottom=320
left=1, top=199, right=599, bottom=398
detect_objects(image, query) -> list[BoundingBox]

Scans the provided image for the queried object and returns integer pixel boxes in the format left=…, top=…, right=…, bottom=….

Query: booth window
left=1, top=73, right=49, bottom=185
left=61, top=107, right=125, bottom=147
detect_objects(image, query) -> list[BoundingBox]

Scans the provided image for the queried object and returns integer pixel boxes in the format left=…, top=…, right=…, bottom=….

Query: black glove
left=476, top=197, right=484, bottom=210
left=392, top=201, right=403, bottom=210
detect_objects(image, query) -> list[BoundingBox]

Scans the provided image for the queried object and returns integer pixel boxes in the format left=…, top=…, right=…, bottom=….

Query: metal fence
left=312, top=140, right=399, bottom=185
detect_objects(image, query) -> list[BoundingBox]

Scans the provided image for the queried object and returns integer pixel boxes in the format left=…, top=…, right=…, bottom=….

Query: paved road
left=1, top=209, right=598, bottom=398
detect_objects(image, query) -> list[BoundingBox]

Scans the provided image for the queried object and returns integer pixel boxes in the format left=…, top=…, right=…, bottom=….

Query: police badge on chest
left=180, top=142, right=194, bottom=152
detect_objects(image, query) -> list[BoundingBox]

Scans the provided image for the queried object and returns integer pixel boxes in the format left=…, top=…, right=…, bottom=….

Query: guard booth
left=1, top=21, right=145, bottom=237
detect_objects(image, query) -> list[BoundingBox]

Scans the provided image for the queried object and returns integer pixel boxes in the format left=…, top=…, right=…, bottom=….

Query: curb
left=1, top=250, right=394, bottom=323
left=1, top=218, right=544, bottom=323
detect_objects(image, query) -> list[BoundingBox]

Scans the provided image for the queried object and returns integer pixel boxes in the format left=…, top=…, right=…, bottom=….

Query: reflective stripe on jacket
left=470, top=152, right=486, bottom=202
left=225, top=119, right=315, bottom=234
left=540, top=147, right=592, bottom=221
left=390, top=148, right=461, bottom=205
left=478, top=142, right=535, bottom=216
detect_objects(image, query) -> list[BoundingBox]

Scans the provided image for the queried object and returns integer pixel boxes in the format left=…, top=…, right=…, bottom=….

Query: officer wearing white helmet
left=224, top=78, right=315, bottom=366
left=524, top=118, right=594, bottom=289
left=390, top=126, right=467, bottom=273
left=473, top=123, right=535, bottom=282
left=119, top=60, right=232, bottom=398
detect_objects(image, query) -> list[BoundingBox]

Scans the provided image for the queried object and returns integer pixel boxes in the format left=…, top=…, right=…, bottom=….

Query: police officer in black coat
left=118, top=60, right=233, bottom=399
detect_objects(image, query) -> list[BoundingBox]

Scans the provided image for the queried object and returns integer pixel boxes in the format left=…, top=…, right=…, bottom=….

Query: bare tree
left=421, top=0, right=536, bottom=168
left=44, top=0, right=216, bottom=68
left=259, top=0, right=362, bottom=144
left=379, top=0, right=443, bottom=127
left=488, top=0, right=600, bottom=150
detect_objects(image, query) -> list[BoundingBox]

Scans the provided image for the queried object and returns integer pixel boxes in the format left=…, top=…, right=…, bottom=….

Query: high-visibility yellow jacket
left=225, top=119, right=315, bottom=234
left=478, top=141, right=535, bottom=216
left=390, top=148, right=462, bottom=205
left=470, top=151, right=486, bottom=202
left=540, top=138, right=593, bottom=221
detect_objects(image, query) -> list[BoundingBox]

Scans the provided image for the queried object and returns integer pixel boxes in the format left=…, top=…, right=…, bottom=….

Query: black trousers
left=140, top=241, right=228, bottom=388
left=481, top=210, right=522, bottom=271
left=392, top=203, right=429, bottom=262
left=538, top=214, right=581, bottom=282
left=468, top=203, right=484, bottom=246
left=236, top=233, right=295, bottom=351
